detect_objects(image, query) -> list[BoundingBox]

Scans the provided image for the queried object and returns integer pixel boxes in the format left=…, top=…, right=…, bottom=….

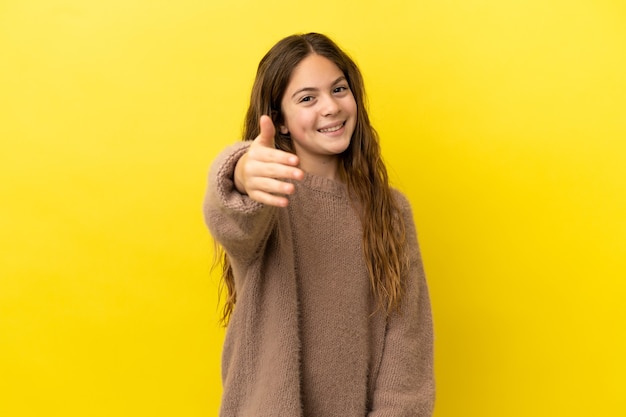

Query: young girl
left=204, top=33, right=434, bottom=417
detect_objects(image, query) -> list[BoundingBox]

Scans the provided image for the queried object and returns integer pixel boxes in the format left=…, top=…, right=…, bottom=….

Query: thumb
left=256, top=115, right=276, bottom=148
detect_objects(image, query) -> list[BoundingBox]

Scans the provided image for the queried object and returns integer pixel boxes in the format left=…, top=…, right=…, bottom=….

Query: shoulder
left=391, top=188, right=415, bottom=220
left=390, top=188, right=421, bottom=254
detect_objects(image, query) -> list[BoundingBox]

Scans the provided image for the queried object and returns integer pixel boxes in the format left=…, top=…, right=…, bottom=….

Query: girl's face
left=279, top=53, right=357, bottom=178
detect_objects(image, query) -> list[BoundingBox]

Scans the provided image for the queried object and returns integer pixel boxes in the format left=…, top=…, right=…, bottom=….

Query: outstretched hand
left=234, top=115, right=303, bottom=207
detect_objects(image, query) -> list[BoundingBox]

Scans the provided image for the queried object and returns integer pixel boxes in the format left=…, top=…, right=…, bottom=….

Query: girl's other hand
left=234, top=115, right=304, bottom=207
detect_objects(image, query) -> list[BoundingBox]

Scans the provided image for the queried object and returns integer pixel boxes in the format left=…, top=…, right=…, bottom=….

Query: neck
left=299, top=156, right=340, bottom=180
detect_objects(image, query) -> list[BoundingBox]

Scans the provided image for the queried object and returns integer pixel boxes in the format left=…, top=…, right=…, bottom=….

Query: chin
left=333, top=139, right=352, bottom=155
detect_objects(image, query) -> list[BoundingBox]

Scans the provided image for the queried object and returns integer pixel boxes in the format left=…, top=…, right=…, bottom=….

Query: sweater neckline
left=298, top=172, right=348, bottom=198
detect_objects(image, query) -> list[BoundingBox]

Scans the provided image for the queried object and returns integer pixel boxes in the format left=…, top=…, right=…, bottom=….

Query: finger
left=255, top=115, right=276, bottom=148
left=247, top=177, right=296, bottom=197
left=248, top=189, right=292, bottom=208
left=244, top=159, right=304, bottom=183
left=247, top=145, right=301, bottom=168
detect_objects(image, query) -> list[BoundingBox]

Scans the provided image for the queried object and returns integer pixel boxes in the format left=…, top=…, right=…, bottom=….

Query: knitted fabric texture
left=204, top=142, right=435, bottom=417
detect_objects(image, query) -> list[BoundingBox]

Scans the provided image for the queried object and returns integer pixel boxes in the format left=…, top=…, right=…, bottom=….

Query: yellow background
left=1, top=0, right=624, bottom=416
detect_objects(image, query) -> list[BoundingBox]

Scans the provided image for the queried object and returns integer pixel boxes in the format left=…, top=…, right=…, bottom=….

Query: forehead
left=285, top=54, right=344, bottom=91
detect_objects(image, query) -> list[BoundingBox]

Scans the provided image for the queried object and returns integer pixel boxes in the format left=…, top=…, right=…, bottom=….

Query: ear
left=279, top=124, right=289, bottom=135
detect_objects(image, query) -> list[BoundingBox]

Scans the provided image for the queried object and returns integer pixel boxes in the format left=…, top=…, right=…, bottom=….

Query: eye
left=333, top=86, right=349, bottom=94
left=298, top=96, right=314, bottom=104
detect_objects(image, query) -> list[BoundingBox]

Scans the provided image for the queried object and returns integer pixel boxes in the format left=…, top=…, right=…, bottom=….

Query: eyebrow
left=290, top=76, right=347, bottom=99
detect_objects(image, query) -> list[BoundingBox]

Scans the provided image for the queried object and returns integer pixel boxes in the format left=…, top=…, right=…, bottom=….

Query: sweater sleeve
left=203, top=142, right=277, bottom=264
left=368, top=193, right=435, bottom=417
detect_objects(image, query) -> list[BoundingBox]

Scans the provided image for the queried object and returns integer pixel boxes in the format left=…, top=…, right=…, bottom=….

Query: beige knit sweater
left=204, top=143, right=434, bottom=417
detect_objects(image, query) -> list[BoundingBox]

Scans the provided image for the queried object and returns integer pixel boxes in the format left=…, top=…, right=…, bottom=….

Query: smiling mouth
left=318, top=122, right=345, bottom=133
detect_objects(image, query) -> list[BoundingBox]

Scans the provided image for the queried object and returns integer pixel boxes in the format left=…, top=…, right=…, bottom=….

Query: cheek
left=348, top=96, right=357, bottom=114
left=280, top=108, right=296, bottom=133
left=289, top=111, right=315, bottom=132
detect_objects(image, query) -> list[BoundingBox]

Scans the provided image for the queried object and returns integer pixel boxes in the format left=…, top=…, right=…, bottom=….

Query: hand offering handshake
left=234, top=115, right=304, bottom=207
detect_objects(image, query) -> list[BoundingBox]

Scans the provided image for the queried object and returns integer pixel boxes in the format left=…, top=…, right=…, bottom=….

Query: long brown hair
left=217, top=33, right=408, bottom=325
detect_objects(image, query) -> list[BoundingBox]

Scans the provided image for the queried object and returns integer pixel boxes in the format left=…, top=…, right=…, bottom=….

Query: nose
left=320, top=94, right=340, bottom=117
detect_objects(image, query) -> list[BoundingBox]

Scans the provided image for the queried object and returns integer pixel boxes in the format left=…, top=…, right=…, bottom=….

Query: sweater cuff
left=211, top=142, right=264, bottom=214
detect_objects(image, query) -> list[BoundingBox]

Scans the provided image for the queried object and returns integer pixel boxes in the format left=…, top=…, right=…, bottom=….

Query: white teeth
left=319, top=123, right=343, bottom=133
